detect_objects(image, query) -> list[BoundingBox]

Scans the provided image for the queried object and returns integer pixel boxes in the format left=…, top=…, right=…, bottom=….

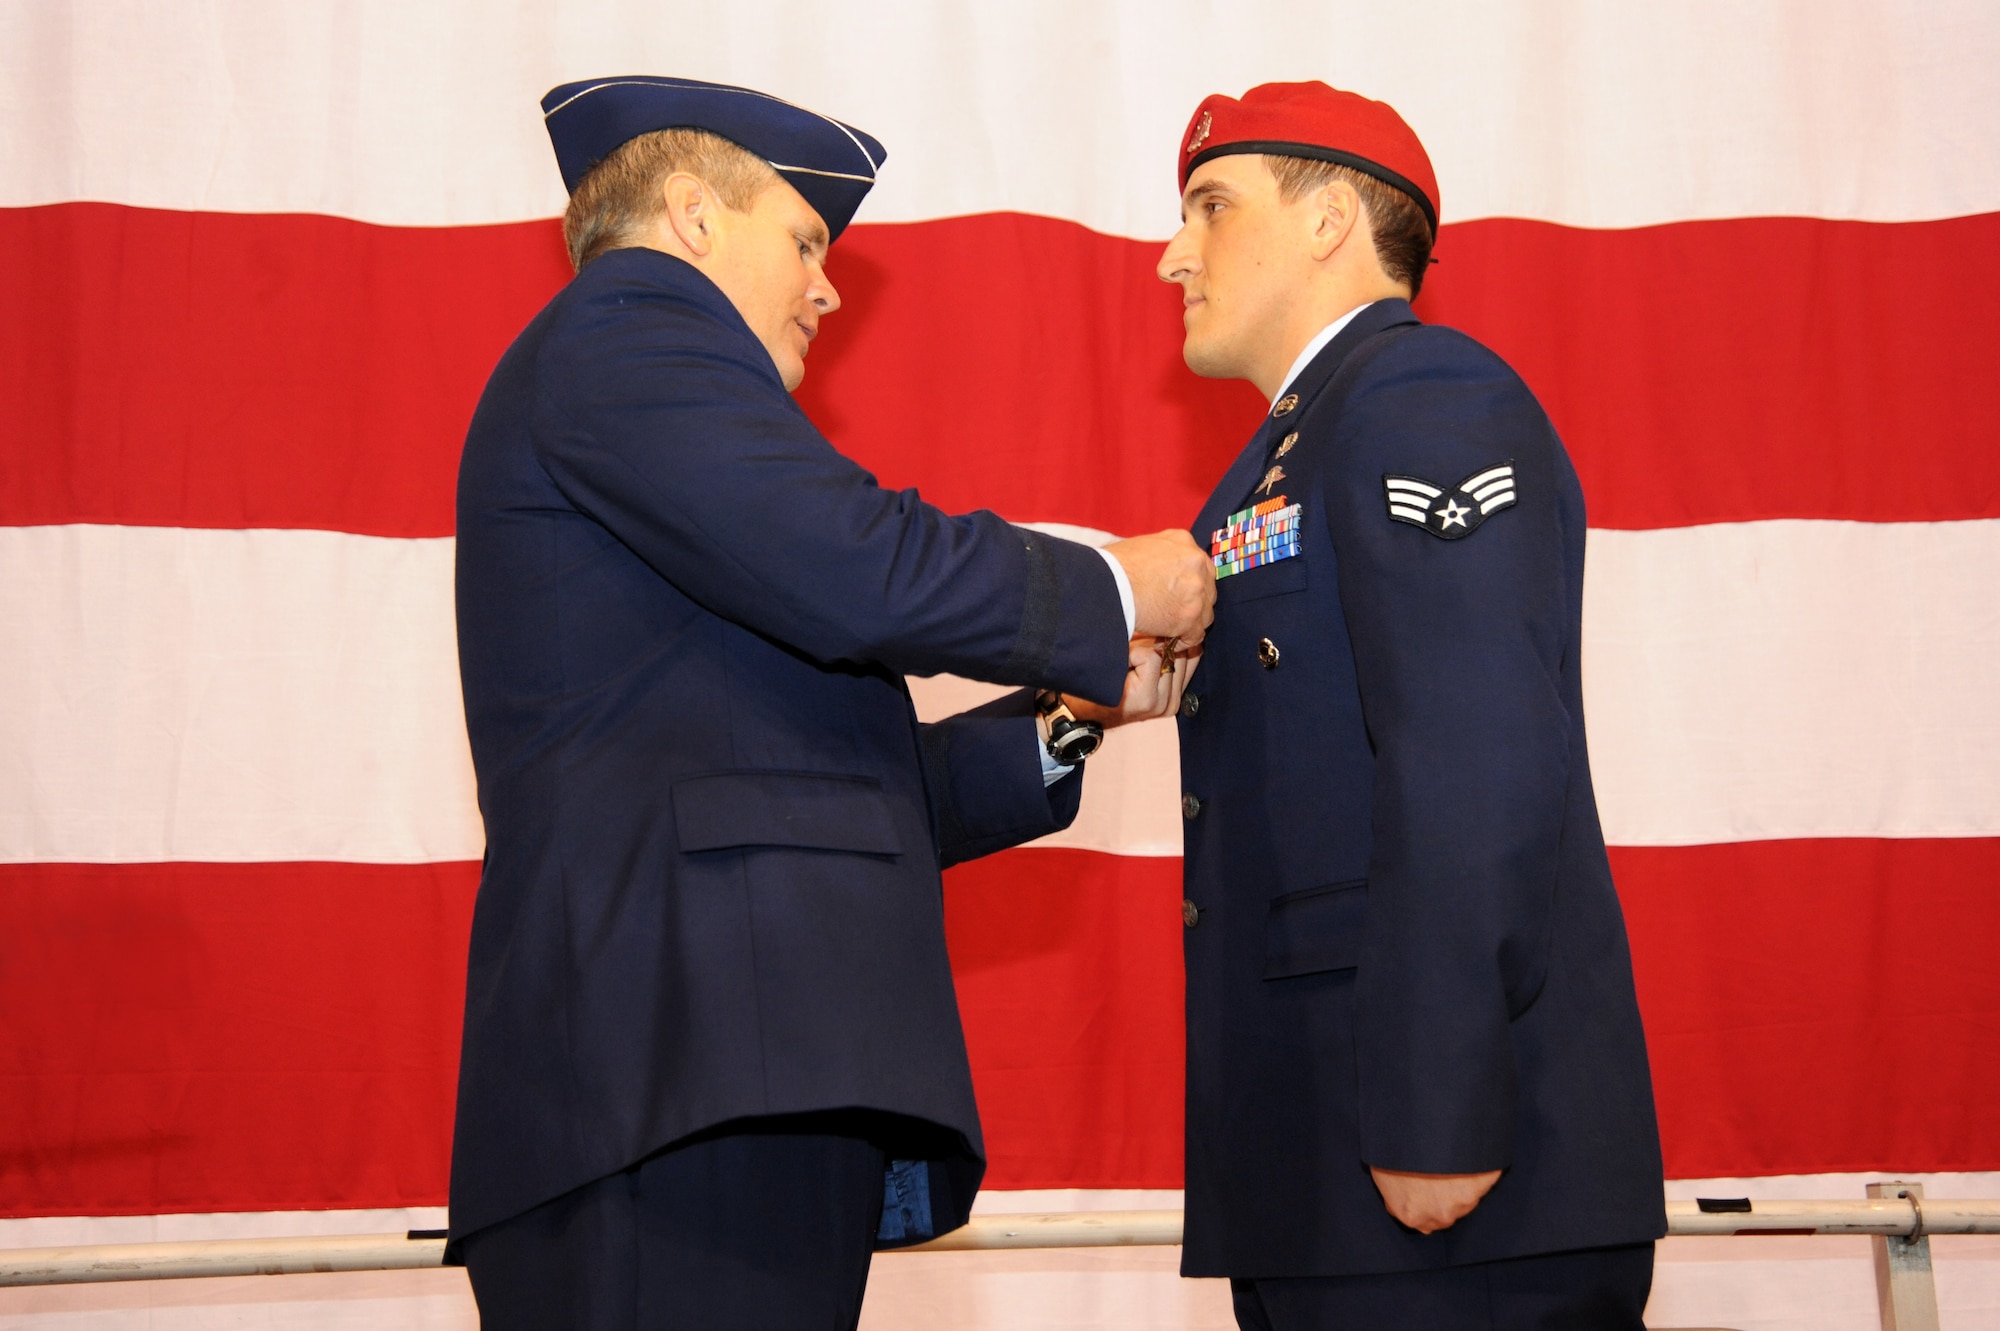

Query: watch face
left=1049, top=719, right=1103, bottom=764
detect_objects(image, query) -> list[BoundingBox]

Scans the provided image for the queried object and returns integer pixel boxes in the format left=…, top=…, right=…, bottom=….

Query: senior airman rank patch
left=1383, top=462, right=1516, bottom=540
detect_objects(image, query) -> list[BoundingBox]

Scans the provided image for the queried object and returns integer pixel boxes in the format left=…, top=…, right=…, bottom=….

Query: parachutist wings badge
left=1383, top=462, right=1517, bottom=540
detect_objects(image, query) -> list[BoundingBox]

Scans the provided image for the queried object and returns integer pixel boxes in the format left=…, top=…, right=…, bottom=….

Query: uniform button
left=1181, top=792, right=1203, bottom=820
left=1257, top=637, right=1281, bottom=669
left=1182, top=899, right=1201, bottom=928
left=1179, top=692, right=1201, bottom=718
left=1272, top=393, right=1299, bottom=417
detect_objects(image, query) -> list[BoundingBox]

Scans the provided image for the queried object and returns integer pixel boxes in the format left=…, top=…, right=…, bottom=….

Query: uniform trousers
left=459, top=1112, right=889, bottom=1331
left=1230, top=1242, right=1655, bottom=1331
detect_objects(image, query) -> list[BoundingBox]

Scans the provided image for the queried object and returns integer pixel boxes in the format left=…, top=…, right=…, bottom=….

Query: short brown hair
left=562, top=128, right=779, bottom=271
left=1264, top=155, right=1435, bottom=299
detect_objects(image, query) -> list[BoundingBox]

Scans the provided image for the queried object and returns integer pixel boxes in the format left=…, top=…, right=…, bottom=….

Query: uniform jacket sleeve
left=1323, top=331, right=1575, bottom=1175
left=918, top=689, right=1084, bottom=870
left=532, top=256, right=1130, bottom=703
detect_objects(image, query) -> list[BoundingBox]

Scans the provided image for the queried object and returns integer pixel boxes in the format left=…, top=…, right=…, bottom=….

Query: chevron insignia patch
left=1383, top=462, right=1517, bottom=540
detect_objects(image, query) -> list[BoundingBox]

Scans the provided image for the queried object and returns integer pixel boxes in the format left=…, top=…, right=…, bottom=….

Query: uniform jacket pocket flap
left=1219, top=553, right=1309, bottom=604
left=1264, top=880, right=1367, bottom=979
left=673, top=770, right=901, bottom=855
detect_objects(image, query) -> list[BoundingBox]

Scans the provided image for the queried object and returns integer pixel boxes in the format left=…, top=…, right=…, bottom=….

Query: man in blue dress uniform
left=1159, top=82, right=1665, bottom=1328
left=449, top=76, right=1213, bottom=1328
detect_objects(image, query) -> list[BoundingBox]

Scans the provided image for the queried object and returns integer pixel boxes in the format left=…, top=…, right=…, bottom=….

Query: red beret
left=1178, top=81, right=1438, bottom=234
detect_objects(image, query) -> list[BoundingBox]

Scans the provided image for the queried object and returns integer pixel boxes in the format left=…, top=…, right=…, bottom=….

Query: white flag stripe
left=0, top=525, right=482, bottom=865
left=5, top=518, right=1998, bottom=865
left=1584, top=518, right=2000, bottom=845
left=3, top=1, right=1997, bottom=235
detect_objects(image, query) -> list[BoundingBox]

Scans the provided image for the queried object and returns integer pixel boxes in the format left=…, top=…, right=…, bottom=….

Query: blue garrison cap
left=541, top=76, right=886, bottom=242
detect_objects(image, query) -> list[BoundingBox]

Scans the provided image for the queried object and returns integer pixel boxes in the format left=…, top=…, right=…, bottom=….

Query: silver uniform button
left=1182, top=899, right=1201, bottom=928
left=1179, top=692, right=1201, bottom=718
left=1257, top=637, right=1281, bottom=669
left=1181, top=792, right=1203, bottom=820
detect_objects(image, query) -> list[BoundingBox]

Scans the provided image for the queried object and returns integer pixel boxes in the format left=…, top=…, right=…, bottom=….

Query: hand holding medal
left=1063, top=635, right=1198, bottom=732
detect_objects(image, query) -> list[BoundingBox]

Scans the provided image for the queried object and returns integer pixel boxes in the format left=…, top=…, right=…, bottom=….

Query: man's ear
left=1309, top=178, right=1363, bottom=263
left=662, top=172, right=716, bottom=258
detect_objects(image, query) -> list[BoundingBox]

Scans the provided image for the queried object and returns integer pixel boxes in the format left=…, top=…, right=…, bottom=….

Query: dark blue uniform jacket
left=1178, top=299, right=1665, bottom=1278
left=450, top=247, right=1128, bottom=1244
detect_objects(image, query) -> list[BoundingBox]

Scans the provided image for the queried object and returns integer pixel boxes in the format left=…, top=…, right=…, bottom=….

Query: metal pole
left=0, top=1232, right=449, bottom=1287
left=906, top=1209, right=1186, bottom=1251
left=4, top=1199, right=1998, bottom=1287
left=1867, top=1181, right=1942, bottom=1331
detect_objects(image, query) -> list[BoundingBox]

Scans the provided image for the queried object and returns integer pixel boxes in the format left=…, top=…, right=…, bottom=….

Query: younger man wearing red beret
left=1159, top=82, right=1665, bottom=1328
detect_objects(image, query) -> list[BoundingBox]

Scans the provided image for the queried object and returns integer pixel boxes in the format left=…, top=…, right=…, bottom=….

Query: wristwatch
left=1036, top=690, right=1104, bottom=766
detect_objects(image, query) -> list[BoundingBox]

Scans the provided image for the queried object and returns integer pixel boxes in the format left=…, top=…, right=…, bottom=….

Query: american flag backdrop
left=2, top=3, right=1998, bottom=1327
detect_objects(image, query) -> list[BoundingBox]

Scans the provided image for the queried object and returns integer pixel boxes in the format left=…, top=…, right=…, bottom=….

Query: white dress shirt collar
left=1272, top=300, right=1378, bottom=405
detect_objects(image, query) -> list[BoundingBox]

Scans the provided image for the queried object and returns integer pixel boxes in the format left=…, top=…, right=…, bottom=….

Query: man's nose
left=811, top=267, right=841, bottom=315
left=1157, top=226, right=1197, bottom=283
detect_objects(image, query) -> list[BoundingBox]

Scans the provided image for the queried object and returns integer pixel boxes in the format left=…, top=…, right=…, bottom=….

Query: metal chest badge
left=1211, top=496, right=1302, bottom=579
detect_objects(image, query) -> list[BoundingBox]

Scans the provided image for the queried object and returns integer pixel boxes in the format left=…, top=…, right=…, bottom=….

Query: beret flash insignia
left=1383, top=462, right=1517, bottom=540
left=1187, top=110, right=1212, bottom=155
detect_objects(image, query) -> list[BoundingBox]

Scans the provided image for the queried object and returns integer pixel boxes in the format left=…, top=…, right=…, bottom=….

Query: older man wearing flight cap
left=448, top=76, right=1211, bottom=1328
left=1159, top=82, right=1665, bottom=1327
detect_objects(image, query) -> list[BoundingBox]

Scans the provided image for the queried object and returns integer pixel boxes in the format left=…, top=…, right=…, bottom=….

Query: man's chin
left=1180, top=336, right=1240, bottom=381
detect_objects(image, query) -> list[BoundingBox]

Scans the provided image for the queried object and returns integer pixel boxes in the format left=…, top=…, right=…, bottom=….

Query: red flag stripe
left=4, top=840, right=1997, bottom=1218
left=1619, top=838, right=2000, bottom=1178
left=6, top=204, right=2000, bottom=537
left=0, top=861, right=478, bottom=1219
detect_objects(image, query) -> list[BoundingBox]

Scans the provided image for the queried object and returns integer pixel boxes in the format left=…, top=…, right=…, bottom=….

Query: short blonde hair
left=1264, top=155, right=1436, bottom=298
left=562, top=128, right=779, bottom=271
